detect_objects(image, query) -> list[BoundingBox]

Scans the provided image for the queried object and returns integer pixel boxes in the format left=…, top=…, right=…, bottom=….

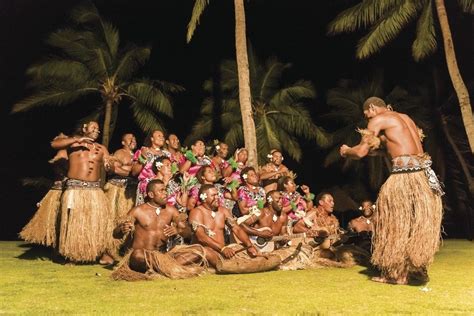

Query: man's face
left=167, top=134, right=180, bottom=150
left=271, top=192, right=283, bottom=212
left=246, top=170, right=259, bottom=186
left=218, top=143, right=229, bottom=158
left=284, top=179, right=297, bottom=193
left=149, top=183, right=167, bottom=206
left=192, top=141, right=206, bottom=156
left=204, top=188, right=219, bottom=210
left=122, top=134, right=137, bottom=151
left=83, top=122, right=100, bottom=140
left=319, top=194, right=335, bottom=213
left=361, top=201, right=374, bottom=217
left=271, top=151, right=283, bottom=165
left=151, top=131, right=165, bottom=147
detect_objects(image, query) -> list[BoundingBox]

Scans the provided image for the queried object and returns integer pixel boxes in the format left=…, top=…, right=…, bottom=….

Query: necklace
left=147, top=202, right=161, bottom=216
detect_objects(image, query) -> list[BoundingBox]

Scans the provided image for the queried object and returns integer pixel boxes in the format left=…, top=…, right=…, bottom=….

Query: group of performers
left=20, top=97, right=444, bottom=285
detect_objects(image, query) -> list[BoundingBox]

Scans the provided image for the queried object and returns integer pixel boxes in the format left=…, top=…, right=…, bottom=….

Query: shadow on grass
left=16, top=244, right=53, bottom=261
left=358, top=265, right=429, bottom=287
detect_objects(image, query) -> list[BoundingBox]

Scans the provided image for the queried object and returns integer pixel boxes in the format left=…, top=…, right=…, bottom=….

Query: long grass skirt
left=58, top=187, right=113, bottom=262
left=19, top=187, right=62, bottom=247
left=371, top=171, right=443, bottom=279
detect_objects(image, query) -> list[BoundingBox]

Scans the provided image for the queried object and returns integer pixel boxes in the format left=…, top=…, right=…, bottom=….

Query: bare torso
left=349, top=216, right=374, bottom=233
left=131, top=204, right=176, bottom=250
left=373, top=112, right=423, bottom=158
left=67, top=141, right=107, bottom=181
left=193, top=206, right=227, bottom=246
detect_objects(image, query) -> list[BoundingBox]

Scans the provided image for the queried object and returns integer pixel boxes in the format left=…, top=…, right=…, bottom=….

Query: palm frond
left=356, top=0, right=419, bottom=59
left=127, top=80, right=174, bottom=118
left=328, top=0, right=399, bottom=35
left=275, top=128, right=302, bottom=162
left=270, top=80, right=316, bottom=106
left=458, top=0, right=474, bottom=14
left=412, top=0, right=437, bottom=61
left=130, top=102, right=166, bottom=133
left=259, top=60, right=289, bottom=102
left=187, top=116, right=213, bottom=143
left=12, top=86, right=97, bottom=113
left=113, top=46, right=151, bottom=81
left=187, top=0, right=210, bottom=43
left=26, top=60, right=92, bottom=87
left=71, top=2, right=119, bottom=58
left=224, top=123, right=244, bottom=151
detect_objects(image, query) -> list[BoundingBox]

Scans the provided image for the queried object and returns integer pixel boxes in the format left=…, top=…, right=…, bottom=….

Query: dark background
left=1, top=0, right=472, bottom=240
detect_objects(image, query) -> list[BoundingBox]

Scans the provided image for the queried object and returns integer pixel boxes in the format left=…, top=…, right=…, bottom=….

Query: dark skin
left=51, top=122, right=111, bottom=182
left=131, top=130, right=166, bottom=177
left=240, top=191, right=289, bottom=238
left=211, top=143, right=229, bottom=178
left=189, top=187, right=258, bottom=268
left=348, top=201, right=374, bottom=233
left=237, top=169, right=263, bottom=215
left=259, top=151, right=289, bottom=192
left=111, top=133, right=137, bottom=177
left=113, top=183, right=191, bottom=273
left=179, top=140, right=206, bottom=174
left=340, top=102, right=424, bottom=285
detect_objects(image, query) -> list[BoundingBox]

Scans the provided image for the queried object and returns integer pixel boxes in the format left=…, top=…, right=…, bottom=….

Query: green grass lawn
left=1, top=240, right=473, bottom=315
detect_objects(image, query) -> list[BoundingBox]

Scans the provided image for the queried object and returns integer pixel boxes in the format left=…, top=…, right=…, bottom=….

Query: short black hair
left=277, top=176, right=292, bottom=191
left=151, top=155, right=171, bottom=174
left=240, top=166, right=255, bottom=184
left=198, top=183, right=216, bottom=200
left=316, top=191, right=332, bottom=203
left=196, top=165, right=213, bottom=184
left=146, top=179, right=164, bottom=194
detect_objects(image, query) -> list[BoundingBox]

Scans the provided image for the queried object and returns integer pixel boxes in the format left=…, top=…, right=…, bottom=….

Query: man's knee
left=129, top=249, right=146, bottom=272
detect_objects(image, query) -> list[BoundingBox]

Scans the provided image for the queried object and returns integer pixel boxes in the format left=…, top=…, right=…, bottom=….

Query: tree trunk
left=435, top=0, right=474, bottom=153
left=234, top=0, right=258, bottom=167
left=102, top=99, right=113, bottom=148
left=440, top=114, right=474, bottom=196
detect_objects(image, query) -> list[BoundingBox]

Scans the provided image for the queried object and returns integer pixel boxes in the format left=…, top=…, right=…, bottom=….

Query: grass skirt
left=371, top=170, right=443, bottom=279
left=104, top=181, right=136, bottom=258
left=19, top=187, right=62, bottom=247
left=58, top=186, right=113, bottom=262
left=111, top=245, right=208, bottom=281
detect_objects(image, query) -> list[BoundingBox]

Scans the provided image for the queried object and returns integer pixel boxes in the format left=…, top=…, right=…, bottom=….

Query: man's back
left=372, top=111, right=423, bottom=158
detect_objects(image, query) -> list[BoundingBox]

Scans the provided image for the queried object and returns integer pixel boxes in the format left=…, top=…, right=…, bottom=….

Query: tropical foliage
left=327, top=0, right=474, bottom=152
left=321, top=71, right=432, bottom=190
left=187, top=50, right=329, bottom=164
left=12, top=2, right=183, bottom=147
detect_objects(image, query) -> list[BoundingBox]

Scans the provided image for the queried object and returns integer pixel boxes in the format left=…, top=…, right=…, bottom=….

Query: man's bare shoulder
left=189, top=206, right=203, bottom=222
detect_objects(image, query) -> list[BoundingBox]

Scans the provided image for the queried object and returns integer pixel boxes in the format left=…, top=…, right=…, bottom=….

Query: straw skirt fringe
left=371, top=171, right=442, bottom=279
left=58, top=188, right=113, bottom=262
left=19, top=188, right=62, bottom=247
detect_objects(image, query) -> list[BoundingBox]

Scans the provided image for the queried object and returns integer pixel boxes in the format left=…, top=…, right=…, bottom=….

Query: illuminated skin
left=51, top=121, right=111, bottom=182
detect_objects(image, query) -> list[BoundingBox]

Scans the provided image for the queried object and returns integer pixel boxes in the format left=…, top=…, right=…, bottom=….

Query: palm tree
left=187, top=0, right=259, bottom=167
left=328, top=0, right=474, bottom=153
left=322, top=72, right=433, bottom=190
left=186, top=50, right=329, bottom=165
left=12, top=2, right=183, bottom=148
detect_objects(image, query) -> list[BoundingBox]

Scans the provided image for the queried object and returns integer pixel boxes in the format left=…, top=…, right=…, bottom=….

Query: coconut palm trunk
left=102, top=99, right=114, bottom=148
left=435, top=0, right=474, bottom=153
left=234, top=0, right=258, bottom=167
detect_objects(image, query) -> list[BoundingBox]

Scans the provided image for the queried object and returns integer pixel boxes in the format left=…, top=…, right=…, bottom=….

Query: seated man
left=347, top=199, right=374, bottom=253
left=189, top=184, right=280, bottom=274
left=111, top=179, right=206, bottom=280
left=348, top=199, right=375, bottom=234
left=239, top=190, right=290, bottom=252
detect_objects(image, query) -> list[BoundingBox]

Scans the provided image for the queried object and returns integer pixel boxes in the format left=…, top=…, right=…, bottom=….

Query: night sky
left=1, top=0, right=472, bottom=239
